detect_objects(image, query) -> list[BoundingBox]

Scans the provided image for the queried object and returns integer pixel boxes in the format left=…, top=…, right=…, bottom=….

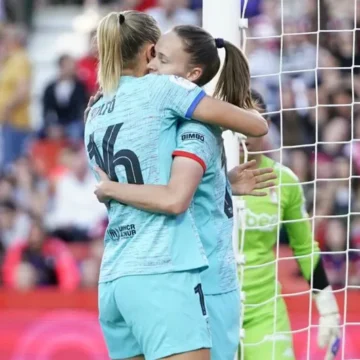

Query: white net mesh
left=236, top=0, right=360, bottom=359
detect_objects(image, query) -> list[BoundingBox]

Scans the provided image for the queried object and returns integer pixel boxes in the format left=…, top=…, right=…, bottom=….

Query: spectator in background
left=350, top=216, right=360, bottom=286
left=330, top=30, right=360, bottom=75
left=0, top=156, right=49, bottom=217
left=0, top=0, right=5, bottom=23
left=136, top=0, right=156, bottom=11
left=146, top=0, right=199, bottom=32
left=0, top=25, right=31, bottom=170
left=0, top=175, right=15, bottom=203
left=76, top=29, right=98, bottom=96
left=29, top=131, right=69, bottom=179
left=0, top=200, right=31, bottom=251
left=46, top=145, right=106, bottom=242
left=189, top=0, right=202, bottom=11
left=81, top=220, right=105, bottom=287
left=2, top=0, right=35, bottom=30
left=114, top=0, right=142, bottom=10
left=112, top=0, right=156, bottom=11
left=42, top=54, right=88, bottom=142
left=282, top=24, right=317, bottom=87
left=9, top=156, right=49, bottom=216
left=322, top=219, right=347, bottom=288
left=2, top=217, right=80, bottom=291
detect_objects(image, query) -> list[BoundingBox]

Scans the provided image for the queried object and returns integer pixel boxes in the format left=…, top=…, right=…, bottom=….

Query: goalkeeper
left=238, top=90, right=341, bottom=360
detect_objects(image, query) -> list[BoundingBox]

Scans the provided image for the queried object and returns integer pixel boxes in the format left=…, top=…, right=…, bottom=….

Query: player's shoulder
left=272, top=160, right=300, bottom=185
left=145, top=73, right=198, bottom=90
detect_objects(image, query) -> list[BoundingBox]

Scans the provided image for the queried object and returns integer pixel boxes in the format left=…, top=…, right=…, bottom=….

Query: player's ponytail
left=173, top=25, right=255, bottom=109
left=213, top=40, right=256, bottom=109
left=97, top=12, right=123, bottom=95
left=97, top=11, right=160, bottom=96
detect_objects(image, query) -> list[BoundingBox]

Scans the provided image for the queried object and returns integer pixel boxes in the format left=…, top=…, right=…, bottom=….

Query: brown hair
left=214, top=40, right=255, bottom=109
left=173, top=25, right=256, bottom=109
left=97, top=11, right=161, bottom=95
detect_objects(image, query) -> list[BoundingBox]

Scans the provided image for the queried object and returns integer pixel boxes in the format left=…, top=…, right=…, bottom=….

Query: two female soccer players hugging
left=85, top=10, right=279, bottom=360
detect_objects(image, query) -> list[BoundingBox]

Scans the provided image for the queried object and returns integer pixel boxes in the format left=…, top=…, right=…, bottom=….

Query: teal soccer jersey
left=84, top=74, right=208, bottom=283
left=173, top=122, right=238, bottom=295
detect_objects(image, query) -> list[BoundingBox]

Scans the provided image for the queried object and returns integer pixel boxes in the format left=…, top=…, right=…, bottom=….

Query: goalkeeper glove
left=314, top=285, right=341, bottom=360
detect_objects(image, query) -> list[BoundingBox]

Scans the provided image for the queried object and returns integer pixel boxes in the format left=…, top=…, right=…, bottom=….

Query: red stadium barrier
left=0, top=290, right=107, bottom=360
left=0, top=289, right=359, bottom=359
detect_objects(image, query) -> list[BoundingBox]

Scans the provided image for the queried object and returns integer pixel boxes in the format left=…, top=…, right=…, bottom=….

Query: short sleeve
left=150, top=74, right=206, bottom=120
left=173, top=121, right=217, bottom=172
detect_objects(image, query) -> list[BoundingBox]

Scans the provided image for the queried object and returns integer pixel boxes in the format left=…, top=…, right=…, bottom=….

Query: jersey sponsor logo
left=238, top=208, right=279, bottom=232
left=107, top=224, right=136, bottom=242
left=181, top=132, right=204, bottom=143
left=169, top=75, right=197, bottom=90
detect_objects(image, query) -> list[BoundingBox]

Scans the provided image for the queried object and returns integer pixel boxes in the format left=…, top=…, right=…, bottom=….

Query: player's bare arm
left=94, top=156, right=203, bottom=215
left=193, top=97, right=268, bottom=137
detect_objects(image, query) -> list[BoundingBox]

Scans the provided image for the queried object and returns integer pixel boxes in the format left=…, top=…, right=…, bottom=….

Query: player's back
left=174, top=121, right=238, bottom=295
left=85, top=74, right=208, bottom=282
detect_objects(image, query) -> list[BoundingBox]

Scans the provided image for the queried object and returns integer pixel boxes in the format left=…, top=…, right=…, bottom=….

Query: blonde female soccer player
left=238, top=90, right=341, bottom=360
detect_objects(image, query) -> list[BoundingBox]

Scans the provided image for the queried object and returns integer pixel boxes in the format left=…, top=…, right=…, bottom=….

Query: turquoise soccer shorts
left=98, top=270, right=212, bottom=360
left=205, top=289, right=241, bottom=360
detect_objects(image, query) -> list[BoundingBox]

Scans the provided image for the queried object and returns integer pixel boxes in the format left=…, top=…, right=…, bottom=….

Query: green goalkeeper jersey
left=238, top=155, right=320, bottom=307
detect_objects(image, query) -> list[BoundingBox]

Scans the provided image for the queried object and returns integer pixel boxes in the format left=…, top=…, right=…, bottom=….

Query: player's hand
left=94, top=166, right=111, bottom=203
left=228, top=160, right=277, bottom=196
left=314, top=286, right=341, bottom=360
left=84, top=91, right=103, bottom=123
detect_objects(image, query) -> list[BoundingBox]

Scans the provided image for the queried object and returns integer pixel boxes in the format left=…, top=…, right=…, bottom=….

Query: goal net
left=234, top=0, right=360, bottom=359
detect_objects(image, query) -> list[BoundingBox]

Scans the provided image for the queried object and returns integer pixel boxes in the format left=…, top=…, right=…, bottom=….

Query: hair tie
left=119, top=13, right=125, bottom=25
left=215, top=38, right=225, bottom=49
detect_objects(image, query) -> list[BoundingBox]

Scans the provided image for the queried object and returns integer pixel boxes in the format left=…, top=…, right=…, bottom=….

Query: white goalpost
left=202, top=2, right=247, bottom=350
left=203, top=0, right=360, bottom=359
left=201, top=0, right=246, bottom=255
left=202, top=1, right=250, bottom=357
left=202, top=0, right=243, bottom=174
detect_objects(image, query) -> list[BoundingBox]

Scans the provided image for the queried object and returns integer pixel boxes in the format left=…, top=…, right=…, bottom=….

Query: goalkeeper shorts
left=98, top=270, right=211, bottom=360
left=206, top=289, right=241, bottom=360
left=241, top=296, right=295, bottom=360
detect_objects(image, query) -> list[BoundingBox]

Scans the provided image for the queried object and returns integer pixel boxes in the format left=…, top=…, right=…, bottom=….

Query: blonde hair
left=97, top=11, right=161, bottom=95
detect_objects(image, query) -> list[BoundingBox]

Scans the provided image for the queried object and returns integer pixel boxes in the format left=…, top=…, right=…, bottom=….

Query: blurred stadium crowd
left=0, top=0, right=358, bottom=291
